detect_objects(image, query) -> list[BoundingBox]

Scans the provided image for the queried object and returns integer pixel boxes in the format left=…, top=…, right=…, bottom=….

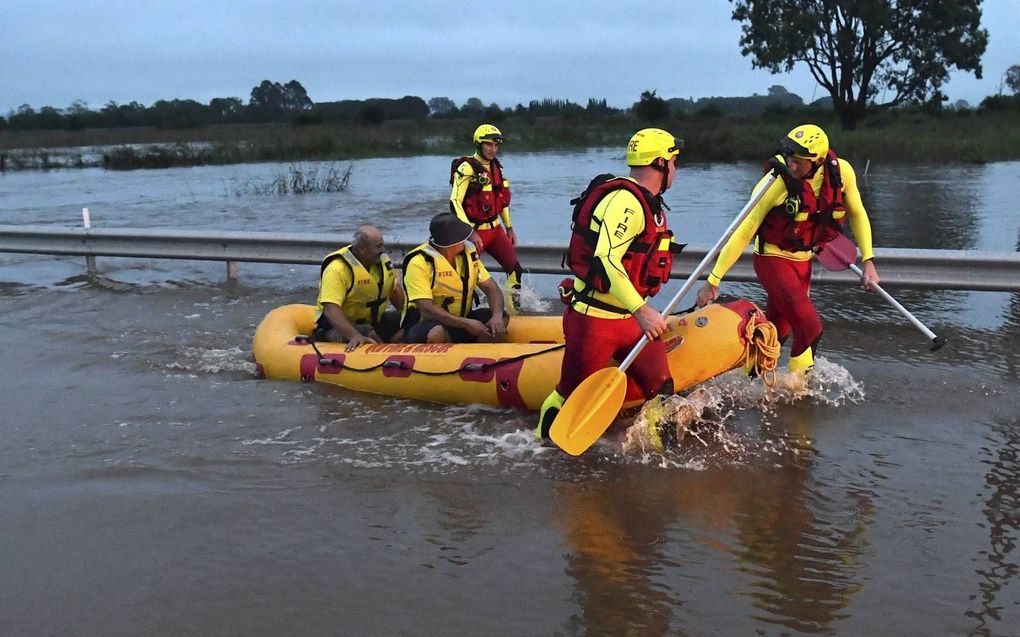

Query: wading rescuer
left=450, top=124, right=525, bottom=311
left=400, top=212, right=509, bottom=344
left=537, top=128, right=686, bottom=439
left=313, top=225, right=406, bottom=352
left=695, top=124, right=881, bottom=377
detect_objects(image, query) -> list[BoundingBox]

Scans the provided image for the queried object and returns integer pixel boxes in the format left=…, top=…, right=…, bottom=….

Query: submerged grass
left=224, top=163, right=353, bottom=196
left=2, top=110, right=1018, bottom=170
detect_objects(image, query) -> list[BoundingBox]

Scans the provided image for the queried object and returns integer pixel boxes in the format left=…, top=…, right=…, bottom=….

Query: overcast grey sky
left=2, top=1, right=1017, bottom=114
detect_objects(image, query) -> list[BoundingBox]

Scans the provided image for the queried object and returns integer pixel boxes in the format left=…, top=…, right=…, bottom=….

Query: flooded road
left=1, top=153, right=1019, bottom=635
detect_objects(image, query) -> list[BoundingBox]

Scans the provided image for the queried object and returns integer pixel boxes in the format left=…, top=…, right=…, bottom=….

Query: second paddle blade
left=815, top=233, right=859, bottom=272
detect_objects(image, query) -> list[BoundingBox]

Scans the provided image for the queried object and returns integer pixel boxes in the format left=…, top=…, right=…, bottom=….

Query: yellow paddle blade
left=549, top=367, right=627, bottom=456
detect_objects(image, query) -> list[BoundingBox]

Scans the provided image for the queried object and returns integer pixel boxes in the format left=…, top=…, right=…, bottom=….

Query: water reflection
left=736, top=406, right=871, bottom=633
left=862, top=165, right=985, bottom=250
left=554, top=406, right=873, bottom=635
left=422, top=483, right=489, bottom=569
left=1007, top=227, right=1020, bottom=379
left=966, top=416, right=1020, bottom=635
left=555, top=473, right=682, bottom=636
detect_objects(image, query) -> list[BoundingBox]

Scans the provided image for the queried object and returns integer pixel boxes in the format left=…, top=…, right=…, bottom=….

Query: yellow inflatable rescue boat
left=253, top=297, right=776, bottom=410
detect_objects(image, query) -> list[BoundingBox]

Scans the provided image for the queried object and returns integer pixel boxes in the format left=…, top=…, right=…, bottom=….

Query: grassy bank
left=2, top=109, right=1018, bottom=170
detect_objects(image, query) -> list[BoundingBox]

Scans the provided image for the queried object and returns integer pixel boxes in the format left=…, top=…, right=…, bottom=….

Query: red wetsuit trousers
left=753, top=253, right=822, bottom=357
left=556, top=306, right=671, bottom=402
left=476, top=225, right=522, bottom=281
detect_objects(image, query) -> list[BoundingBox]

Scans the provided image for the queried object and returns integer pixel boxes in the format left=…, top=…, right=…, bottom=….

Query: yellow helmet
left=780, top=124, right=828, bottom=162
left=626, top=128, right=684, bottom=166
left=473, top=124, right=504, bottom=145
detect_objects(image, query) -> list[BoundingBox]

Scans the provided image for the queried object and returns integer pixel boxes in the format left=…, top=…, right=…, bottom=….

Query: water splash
left=516, top=284, right=553, bottom=314
left=166, top=346, right=256, bottom=375
left=236, top=358, right=866, bottom=472
left=620, top=356, right=866, bottom=463
left=248, top=404, right=555, bottom=473
left=503, top=277, right=553, bottom=315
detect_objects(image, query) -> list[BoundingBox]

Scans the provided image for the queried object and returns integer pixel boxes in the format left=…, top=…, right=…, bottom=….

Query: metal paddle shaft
left=818, top=234, right=947, bottom=351
left=549, top=172, right=781, bottom=456
left=616, top=172, right=779, bottom=372
left=845, top=262, right=947, bottom=350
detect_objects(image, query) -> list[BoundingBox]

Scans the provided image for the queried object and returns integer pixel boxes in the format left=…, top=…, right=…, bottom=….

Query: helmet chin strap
left=806, top=159, right=824, bottom=179
left=654, top=158, right=670, bottom=195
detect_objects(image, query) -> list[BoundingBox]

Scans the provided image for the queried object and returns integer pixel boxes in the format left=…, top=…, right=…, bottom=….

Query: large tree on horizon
left=730, top=0, right=988, bottom=129
left=248, top=80, right=312, bottom=119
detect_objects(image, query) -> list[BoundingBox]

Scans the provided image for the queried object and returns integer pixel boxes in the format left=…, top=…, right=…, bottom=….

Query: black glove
left=765, top=154, right=792, bottom=178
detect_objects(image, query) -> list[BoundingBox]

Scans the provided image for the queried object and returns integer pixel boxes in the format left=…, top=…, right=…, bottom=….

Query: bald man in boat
left=313, top=225, right=405, bottom=351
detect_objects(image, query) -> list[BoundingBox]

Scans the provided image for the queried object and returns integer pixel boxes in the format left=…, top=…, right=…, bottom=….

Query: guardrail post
left=82, top=208, right=97, bottom=278
left=226, top=260, right=238, bottom=282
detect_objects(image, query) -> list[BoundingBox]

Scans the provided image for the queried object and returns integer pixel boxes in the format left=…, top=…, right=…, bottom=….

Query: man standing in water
left=695, top=124, right=881, bottom=378
left=313, top=225, right=405, bottom=351
left=537, top=128, right=685, bottom=439
left=450, top=124, right=525, bottom=311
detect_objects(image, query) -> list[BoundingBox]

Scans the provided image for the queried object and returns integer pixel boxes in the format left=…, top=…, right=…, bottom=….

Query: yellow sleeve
left=839, top=160, right=876, bottom=261
left=593, top=188, right=649, bottom=313
left=316, top=259, right=353, bottom=307
left=449, top=160, right=473, bottom=225
left=474, top=254, right=492, bottom=285
left=707, top=174, right=788, bottom=286
left=499, top=179, right=512, bottom=228
left=403, top=255, right=436, bottom=303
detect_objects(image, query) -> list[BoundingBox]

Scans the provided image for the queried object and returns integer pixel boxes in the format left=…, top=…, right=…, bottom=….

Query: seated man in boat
left=400, top=212, right=509, bottom=343
left=312, top=225, right=406, bottom=351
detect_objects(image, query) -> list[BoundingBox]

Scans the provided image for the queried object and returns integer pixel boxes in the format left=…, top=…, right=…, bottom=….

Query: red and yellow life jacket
left=566, top=174, right=682, bottom=302
left=449, top=156, right=511, bottom=225
left=757, top=150, right=846, bottom=251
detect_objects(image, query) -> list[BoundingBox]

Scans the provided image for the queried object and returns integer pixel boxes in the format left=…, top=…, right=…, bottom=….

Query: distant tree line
left=0, top=80, right=807, bottom=132
left=2, top=68, right=1018, bottom=134
left=0, top=81, right=634, bottom=132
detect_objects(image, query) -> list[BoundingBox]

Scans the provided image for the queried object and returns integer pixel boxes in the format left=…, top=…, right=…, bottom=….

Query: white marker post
left=82, top=207, right=96, bottom=278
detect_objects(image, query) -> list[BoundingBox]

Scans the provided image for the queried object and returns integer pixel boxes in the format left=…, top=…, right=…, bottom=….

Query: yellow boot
left=741, top=356, right=756, bottom=377
left=506, top=270, right=523, bottom=315
left=779, top=348, right=814, bottom=394
left=788, top=348, right=814, bottom=376
left=536, top=390, right=565, bottom=440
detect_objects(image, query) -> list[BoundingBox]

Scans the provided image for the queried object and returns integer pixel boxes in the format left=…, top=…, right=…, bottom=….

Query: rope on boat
left=299, top=335, right=565, bottom=376
left=742, top=311, right=780, bottom=387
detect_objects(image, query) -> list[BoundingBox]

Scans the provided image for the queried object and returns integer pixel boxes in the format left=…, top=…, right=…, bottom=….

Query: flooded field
left=1, top=153, right=1018, bottom=635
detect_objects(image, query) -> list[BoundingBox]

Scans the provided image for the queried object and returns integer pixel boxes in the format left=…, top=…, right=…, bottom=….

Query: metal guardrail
left=1, top=224, right=1018, bottom=292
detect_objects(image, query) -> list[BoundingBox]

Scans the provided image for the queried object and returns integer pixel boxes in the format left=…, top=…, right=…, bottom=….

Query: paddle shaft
left=616, top=173, right=779, bottom=372
left=846, top=262, right=939, bottom=342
